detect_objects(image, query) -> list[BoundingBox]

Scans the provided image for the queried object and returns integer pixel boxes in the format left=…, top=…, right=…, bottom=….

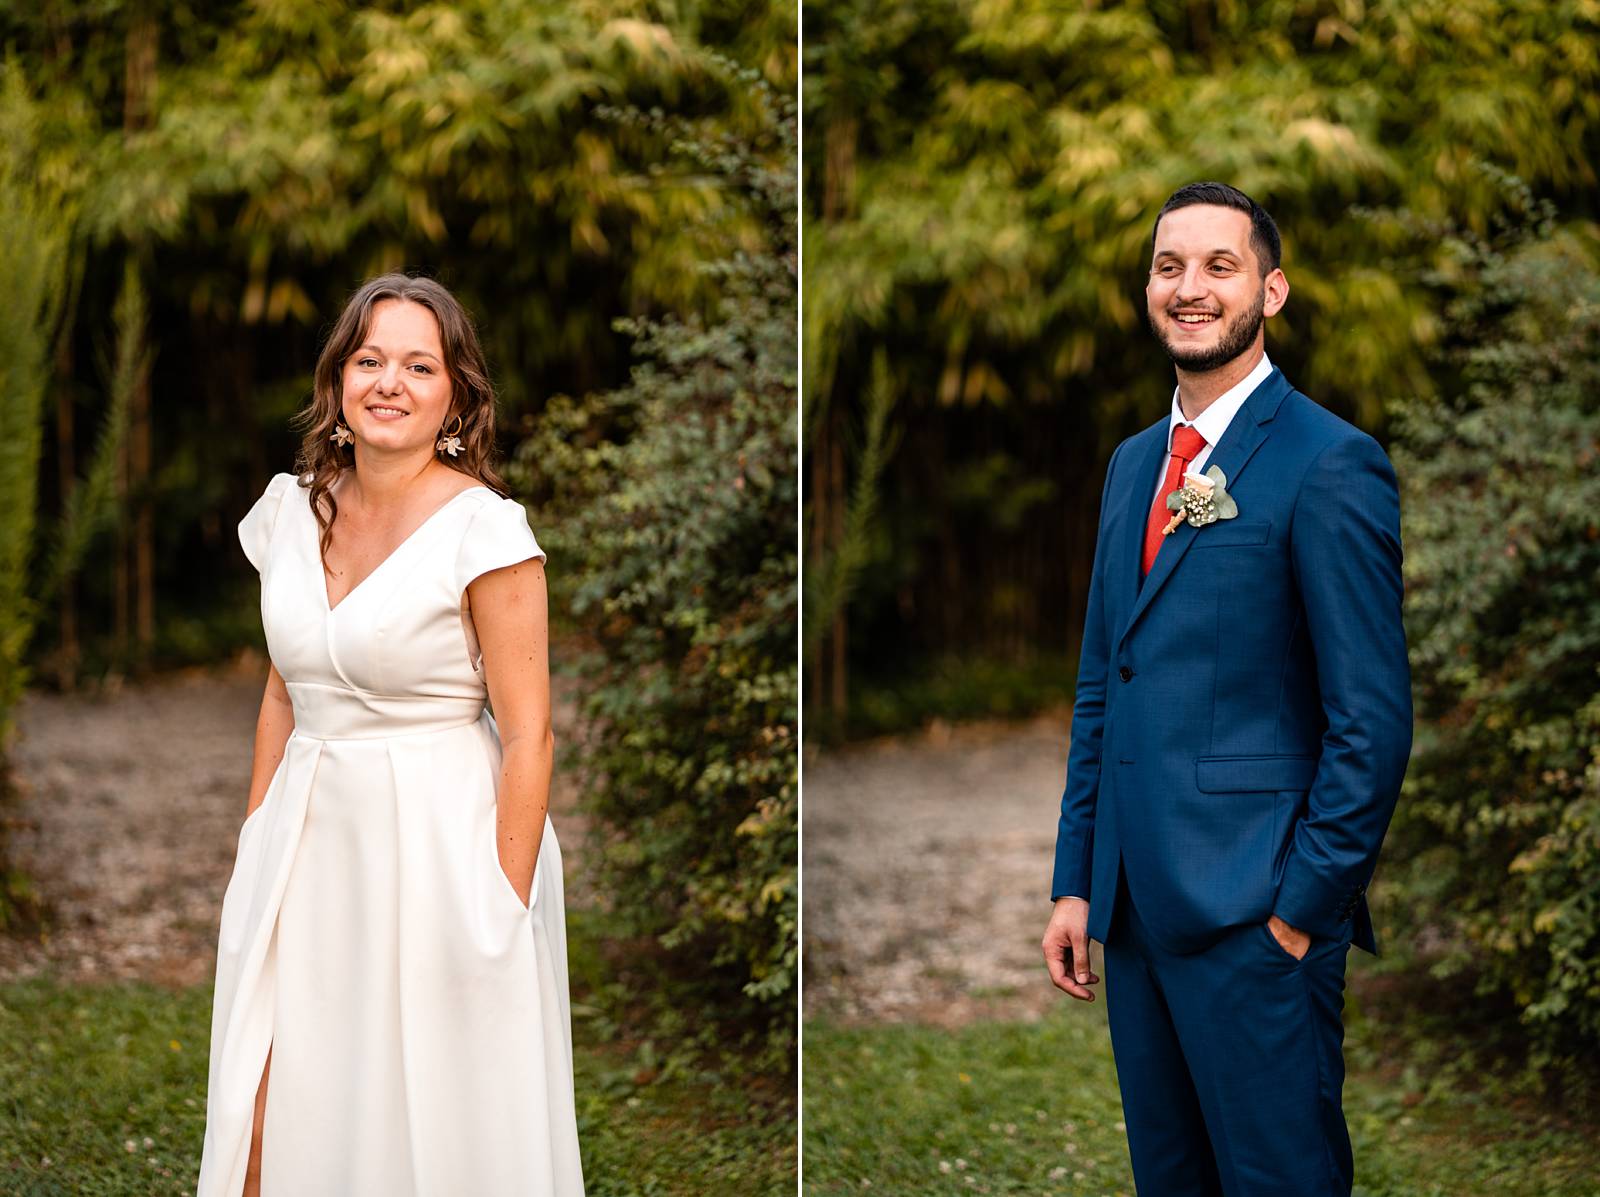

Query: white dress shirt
left=1148, top=352, right=1275, bottom=509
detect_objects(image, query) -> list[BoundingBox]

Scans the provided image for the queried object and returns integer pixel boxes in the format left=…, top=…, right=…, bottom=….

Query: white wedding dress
left=196, top=472, right=585, bottom=1197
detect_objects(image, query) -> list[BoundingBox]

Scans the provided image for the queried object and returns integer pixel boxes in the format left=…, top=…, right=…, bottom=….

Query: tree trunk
left=823, top=116, right=857, bottom=221
left=123, top=10, right=157, bottom=129
left=54, top=295, right=77, bottom=689
left=131, top=349, right=153, bottom=654
left=814, top=116, right=859, bottom=720
left=125, top=9, right=158, bottom=659
left=806, top=406, right=828, bottom=716
left=827, top=429, right=847, bottom=717
left=113, top=436, right=128, bottom=662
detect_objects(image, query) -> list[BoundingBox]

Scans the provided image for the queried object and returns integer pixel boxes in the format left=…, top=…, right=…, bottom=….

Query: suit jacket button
left=1118, top=666, right=1133, bottom=682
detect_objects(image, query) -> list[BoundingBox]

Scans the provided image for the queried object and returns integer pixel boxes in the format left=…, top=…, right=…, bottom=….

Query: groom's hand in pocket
left=1043, top=897, right=1099, bottom=1001
left=1267, top=913, right=1312, bottom=961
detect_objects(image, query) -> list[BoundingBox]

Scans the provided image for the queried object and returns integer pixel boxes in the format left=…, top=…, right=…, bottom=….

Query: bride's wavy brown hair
left=293, top=273, right=509, bottom=557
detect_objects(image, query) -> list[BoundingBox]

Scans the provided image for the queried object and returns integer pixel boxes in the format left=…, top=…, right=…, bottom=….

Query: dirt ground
left=0, top=653, right=588, bottom=987
left=802, top=712, right=1083, bottom=1027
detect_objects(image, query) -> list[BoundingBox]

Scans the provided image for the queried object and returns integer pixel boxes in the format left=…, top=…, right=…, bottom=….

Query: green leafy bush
left=1389, top=199, right=1600, bottom=1063
left=513, top=66, right=796, bottom=1069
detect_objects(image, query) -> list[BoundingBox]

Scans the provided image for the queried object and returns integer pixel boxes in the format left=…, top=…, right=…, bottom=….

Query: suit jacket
left=1050, top=366, right=1411, bottom=955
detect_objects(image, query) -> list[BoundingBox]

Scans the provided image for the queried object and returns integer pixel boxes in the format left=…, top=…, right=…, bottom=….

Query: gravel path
left=802, top=712, right=1082, bottom=1027
left=0, top=653, right=588, bottom=986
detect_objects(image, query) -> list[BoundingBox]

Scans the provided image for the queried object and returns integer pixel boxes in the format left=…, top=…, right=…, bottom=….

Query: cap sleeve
left=454, top=496, right=547, bottom=596
left=238, top=472, right=297, bottom=574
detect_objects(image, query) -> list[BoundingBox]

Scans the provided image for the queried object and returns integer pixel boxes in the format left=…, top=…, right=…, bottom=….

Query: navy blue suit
left=1051, top=367, right=1411, bottom=1195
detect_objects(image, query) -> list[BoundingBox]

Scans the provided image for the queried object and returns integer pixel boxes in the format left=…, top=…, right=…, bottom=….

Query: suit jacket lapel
left=1114, top=368, right=1289, bottom=651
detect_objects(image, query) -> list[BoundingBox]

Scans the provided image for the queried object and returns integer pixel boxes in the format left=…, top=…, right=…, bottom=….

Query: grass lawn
left=803, top=1002, right=1599, bottom=1197
left=0, top=912, right=794, bottom=1195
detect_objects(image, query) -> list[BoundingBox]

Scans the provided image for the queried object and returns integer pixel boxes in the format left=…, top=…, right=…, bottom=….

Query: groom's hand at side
left=1042, top=897, right=1099, bottom=1001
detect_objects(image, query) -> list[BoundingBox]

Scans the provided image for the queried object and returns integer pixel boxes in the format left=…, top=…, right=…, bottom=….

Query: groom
left=1040, top=182, right=1411, bottom=1196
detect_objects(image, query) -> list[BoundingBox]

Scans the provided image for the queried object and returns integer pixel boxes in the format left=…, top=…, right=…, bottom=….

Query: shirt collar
left=1166, top=352, right=1274, bottom=452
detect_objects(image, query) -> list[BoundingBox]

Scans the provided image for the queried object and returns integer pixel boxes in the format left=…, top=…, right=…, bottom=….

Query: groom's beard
left=1152, top=284, right=1265, bottom=373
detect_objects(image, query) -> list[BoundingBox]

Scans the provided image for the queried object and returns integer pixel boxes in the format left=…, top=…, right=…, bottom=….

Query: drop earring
left=436, top=413, right=464, bottom=457
left=331, top=418, right=354, bottom=448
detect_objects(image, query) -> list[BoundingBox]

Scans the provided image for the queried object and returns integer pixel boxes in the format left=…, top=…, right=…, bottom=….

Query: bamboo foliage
left=63, top=0, right=771, bottom=352
left=9, top=1, right=790, bottom=441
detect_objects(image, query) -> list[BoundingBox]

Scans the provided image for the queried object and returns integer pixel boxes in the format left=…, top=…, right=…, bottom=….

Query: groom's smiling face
left=1146, top=204, right=1287, bottom=373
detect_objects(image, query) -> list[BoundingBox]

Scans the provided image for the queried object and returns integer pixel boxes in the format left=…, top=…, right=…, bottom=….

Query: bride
left=196, top=273, right=585, bottom=1196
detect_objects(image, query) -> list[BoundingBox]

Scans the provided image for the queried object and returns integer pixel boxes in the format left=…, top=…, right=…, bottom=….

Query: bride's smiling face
left=339, top=299, right=454, bottom=456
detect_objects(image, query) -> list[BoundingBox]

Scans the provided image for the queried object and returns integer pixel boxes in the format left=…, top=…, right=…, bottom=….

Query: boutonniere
left=1162, top=465, right=1239, bottom=535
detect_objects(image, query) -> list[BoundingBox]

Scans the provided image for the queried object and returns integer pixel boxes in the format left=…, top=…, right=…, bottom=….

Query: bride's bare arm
left=244, top=662, right=295, bottom=822
left=470, top=556, right=554, bottom=907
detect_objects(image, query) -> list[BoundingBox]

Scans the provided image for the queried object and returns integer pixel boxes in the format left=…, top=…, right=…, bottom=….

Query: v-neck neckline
left=315, top=483, right=492, bottom=614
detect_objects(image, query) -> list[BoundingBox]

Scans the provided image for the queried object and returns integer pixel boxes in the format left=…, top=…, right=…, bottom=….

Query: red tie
left=1142, top=424, right=1208, bottom=577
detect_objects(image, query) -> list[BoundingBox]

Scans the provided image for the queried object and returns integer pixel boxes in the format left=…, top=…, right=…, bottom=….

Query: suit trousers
left=1103, top=872, right=1355, bottom=1197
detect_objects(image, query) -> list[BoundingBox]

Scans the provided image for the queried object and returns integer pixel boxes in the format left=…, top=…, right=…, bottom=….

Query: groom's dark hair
left=1152, top=182, right=1281, bottom=277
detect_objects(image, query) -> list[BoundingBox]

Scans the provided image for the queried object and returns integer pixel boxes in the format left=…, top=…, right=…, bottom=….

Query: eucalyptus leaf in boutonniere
left=1161, top=465, right=1239, bottom=535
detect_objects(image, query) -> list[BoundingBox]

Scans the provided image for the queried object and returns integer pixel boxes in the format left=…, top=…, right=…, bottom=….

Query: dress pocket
left=237, top=753, right=289, bottom=841
left=239, top=799, right=268, bottom=835
left=485, top=820, right=532, bottom=916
